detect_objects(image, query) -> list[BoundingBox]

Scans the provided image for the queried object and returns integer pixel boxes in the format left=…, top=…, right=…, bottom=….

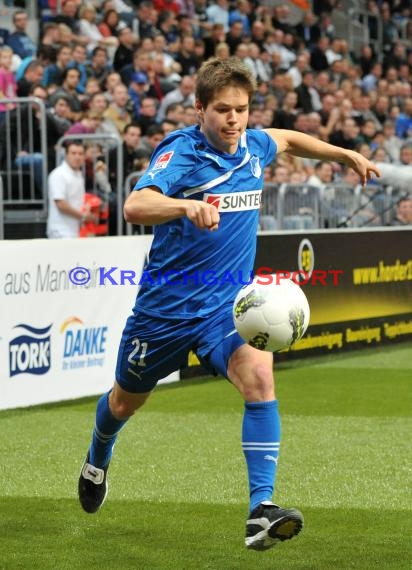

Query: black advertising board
left=254, top=227, right=412, bottom=354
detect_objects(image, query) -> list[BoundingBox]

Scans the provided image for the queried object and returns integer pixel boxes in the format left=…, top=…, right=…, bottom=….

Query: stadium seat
left=259, top=215, right=278, bottom=230
left=283, top=215, right=315, bottom=230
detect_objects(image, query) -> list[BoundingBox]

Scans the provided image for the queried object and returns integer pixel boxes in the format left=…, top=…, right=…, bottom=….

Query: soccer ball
left=233, top=277, right=310, bottom=352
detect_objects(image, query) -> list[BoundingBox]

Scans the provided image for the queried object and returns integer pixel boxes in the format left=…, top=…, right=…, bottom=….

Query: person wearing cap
left=128, top=71, right=149, bottom=119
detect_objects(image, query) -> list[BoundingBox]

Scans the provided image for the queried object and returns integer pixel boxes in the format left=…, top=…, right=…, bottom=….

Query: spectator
left=103, top=71, right=123, bottom=103
left=42, top=45, right=73, bottom=88
left=78, top=3, right=119, bottom=55
left=98, top=9, right=120, bottom=39
left=271, top=3, right=295, bottom=35
left=272, top=164, right=290, bottom=185
left=225, top=20, right=245, bottom=56
left=358, top=119, right=379, bottom=147
left=382, top=120, right=402, bottom=162
left=395, top=97, right=412, bottom=139
left=295, top=70, right=321, bottom=114
left=113, top=25, right=138, bottom=73
left=329, top=117, right=361, bottom=150
left=88, top=91, right=120, bottom=142
left=128, top=71, right=149, bottom=119
left=362, top=62, right=383, bottom=93
left=285, top=53, right=310, bottom=89
left=272, top=91, right=298, bottom=130
left=175, top=36, right=201, bottom=76
left=203, top=23, right=226, bottom=60
left=85, top=47, right=111, bottom=88
left=307, top=160, right=335, bottom=189
left=6, top=10, right=37, bottom=60
left=310, top=37, right=329, bottom=72
left=65, top=110, right=102, bottom=136
left=0, top=46, right=17, bottom=113
left=192, top=0, right=213, bottom=40
left=120, top=48, right=151, bottom=87
left=390, top=196, right=412, bottom=225
left=228, top=0, right=252, bottom=37
left=244, top=43, right=271, bottom=83
left=46, top=95, right=73, bottom=139
left=164, top=101, right=184, bottom=127
left=135, top=123, right=164, bottom=160
left=145, top=53, right=177, bottom=100
left=16, top=58, right=44, bottom=97
left=157, top=10, right=179, bottom=45
left=182, top=105, right=198, bottom=127
left=103, top=82, right=132, bottom=134
left=39, top=22, right=60, bottom=55
left=83, top=77, right=102, bottom=102
left=294, top=11, right=321, bottom=49
left=47, top=141, right=97, bottom=239
left=206, top=0, right=230, bottom=33
left=135, top=95, right=158, bottom=135
left=108, top=122, right=142, bottom=221
left=52, top=0, right=89, bottom=46
left=136, top=2, right=160, bottom=40
left=156, top=75, right=195, bottom=121
left=161, top=118, right=179, bottom=135
left=49, top=67, right=83, bottom=121
left=67, top=43, right=89, bottom=95
left=381, top=3, right=400, bottom=52
left=398, top=142, right=412, bottom=166
left=373, top=95, right=390, bottom=128
left=151, top=33, right=182, bottom=80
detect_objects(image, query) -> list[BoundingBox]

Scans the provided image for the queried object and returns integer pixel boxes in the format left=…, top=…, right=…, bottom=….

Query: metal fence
left=124, top=170, right=145, bottom=236
left=0, top=97, right=49, bottom=237
left=120, top=179, right=404, bottom=235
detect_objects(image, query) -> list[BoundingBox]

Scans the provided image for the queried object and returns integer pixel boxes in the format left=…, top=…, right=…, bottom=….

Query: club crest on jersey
left=152, top=151, right=174, bottom=171
left=204, top=190, right=262, bottom=212
left=250, top=156, right=262, bottom=178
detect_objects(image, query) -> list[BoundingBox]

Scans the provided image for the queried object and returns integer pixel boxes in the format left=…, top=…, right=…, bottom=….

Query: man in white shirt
left=47, top=141, right=96, bottom=238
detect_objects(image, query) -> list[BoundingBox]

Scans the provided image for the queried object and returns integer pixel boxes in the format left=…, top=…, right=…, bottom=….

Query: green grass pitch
left=1, top=343, right=411, bottom=569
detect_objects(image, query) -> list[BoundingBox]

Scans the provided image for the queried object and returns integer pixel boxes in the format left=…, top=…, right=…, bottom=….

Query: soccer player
left=78, top=57, right=380, bottom=551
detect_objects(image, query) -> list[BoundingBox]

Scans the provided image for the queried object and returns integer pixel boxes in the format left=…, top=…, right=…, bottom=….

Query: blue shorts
left=115, top=303, right=245, bottom=393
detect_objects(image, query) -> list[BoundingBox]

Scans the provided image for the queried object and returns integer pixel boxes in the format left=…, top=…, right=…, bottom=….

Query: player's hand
left=185, top=200, right=220, bottom=231
left=346, top=151, right=381, bottom=186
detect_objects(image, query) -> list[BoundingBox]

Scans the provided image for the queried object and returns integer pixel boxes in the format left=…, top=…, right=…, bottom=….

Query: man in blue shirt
left=6, top=11, right=37, bottom=60
left=78, top=57, right=380, bottom=551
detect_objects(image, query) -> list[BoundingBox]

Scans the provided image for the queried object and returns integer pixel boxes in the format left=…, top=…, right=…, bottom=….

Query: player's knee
left=110, top=401, right=137, bottom=419
left=109, top=392, right=150, bottom=419
left=242, top=363, right=274, bottom=401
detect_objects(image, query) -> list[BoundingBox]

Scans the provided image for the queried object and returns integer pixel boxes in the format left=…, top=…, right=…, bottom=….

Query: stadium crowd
left=0, top=0, right=412, bottom=235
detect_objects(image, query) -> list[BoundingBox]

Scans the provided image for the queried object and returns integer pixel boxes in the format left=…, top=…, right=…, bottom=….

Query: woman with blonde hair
left=78, top=4, right=119, bottom=55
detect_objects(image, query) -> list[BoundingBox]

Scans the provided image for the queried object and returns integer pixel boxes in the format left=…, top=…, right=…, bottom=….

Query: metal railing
left=0, top=97, right=48, bottom=224
left=124, top=170, right=145, bottom=236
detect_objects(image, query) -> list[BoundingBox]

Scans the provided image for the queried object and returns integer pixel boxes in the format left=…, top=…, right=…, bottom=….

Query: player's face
left=198, top=86, right=249, bottom=154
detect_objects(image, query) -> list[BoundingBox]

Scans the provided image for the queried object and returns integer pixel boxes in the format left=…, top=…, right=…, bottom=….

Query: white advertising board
left=0, top=236, right=179, bottom=411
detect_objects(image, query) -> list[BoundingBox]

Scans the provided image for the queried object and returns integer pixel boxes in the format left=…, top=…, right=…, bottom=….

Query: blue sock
left=89, top=391, right=129, bottom=468
left=242, top=400, right=281, bottom=513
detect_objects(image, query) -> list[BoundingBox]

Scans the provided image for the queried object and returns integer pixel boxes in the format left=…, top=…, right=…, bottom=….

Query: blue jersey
left=133, top=125, right=277, bottom=318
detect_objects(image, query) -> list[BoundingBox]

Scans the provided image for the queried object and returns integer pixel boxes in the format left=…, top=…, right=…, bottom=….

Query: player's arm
left=123, top=186, right=220, bottom=230
left=264, top=128, right=381, bottom=186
